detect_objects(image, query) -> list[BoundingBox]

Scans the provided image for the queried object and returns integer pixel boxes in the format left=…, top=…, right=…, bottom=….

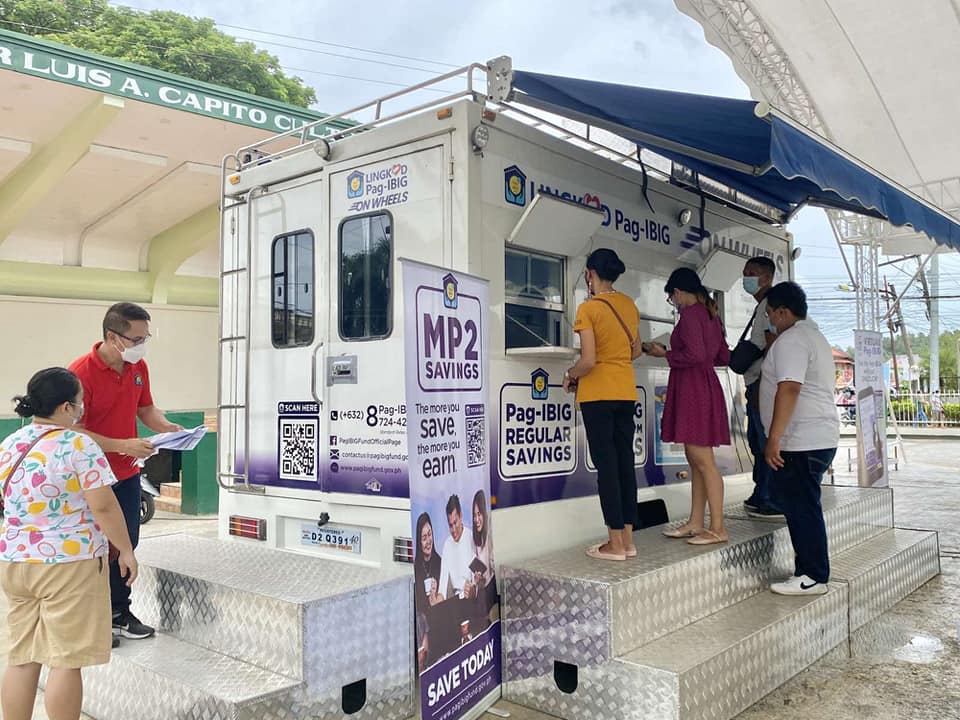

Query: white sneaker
left=770, top=574, right=828, bottom=596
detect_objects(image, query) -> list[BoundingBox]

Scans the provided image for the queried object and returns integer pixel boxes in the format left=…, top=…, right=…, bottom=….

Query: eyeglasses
left=109, top=328, right=152, bottom=346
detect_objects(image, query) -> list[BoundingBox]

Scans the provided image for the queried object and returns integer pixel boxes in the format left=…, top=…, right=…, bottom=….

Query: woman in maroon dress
left=646, top=268, right=731, bottom=545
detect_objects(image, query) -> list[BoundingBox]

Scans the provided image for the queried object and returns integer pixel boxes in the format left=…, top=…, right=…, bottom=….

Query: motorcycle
left=140, top=474, right=159, bottom=525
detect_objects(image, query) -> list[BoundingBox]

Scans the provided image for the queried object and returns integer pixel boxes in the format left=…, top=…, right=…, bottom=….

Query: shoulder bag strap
left=592, top=296, right=638, bottom=348
left=1, top=428, right=62, bottom=501
left=737, top=303, right=760, bottom=344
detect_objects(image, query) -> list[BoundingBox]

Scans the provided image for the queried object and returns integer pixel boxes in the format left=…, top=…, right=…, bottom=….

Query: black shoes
left=112, top=610, right=156, bottom=639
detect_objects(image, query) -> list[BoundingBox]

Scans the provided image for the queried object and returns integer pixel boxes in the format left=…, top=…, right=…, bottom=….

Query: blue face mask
left=742, top=276, right=761, bottom=295
left=767, top=321, right=778, bottom=335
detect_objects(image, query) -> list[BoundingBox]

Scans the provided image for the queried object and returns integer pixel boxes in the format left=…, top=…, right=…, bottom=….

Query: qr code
left=279, top=418, right=318, bottom=481
left=466, top=416, right=486, bottom=468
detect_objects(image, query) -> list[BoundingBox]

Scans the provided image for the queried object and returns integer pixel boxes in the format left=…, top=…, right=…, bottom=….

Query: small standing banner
left=854, top=330, right=887, bottom=487
left=402, top=260, right=501, bottom=720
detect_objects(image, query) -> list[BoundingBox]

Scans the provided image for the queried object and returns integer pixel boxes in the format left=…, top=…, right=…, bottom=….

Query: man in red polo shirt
left=69, top=302, right=182, bottom=640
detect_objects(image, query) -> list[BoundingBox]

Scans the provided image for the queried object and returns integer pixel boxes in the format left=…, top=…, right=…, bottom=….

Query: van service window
left=505, top=248, right=565, bottom=349
left=271, top=231, right=315, bottom=348
left=340, top=212, right=393, bottom=339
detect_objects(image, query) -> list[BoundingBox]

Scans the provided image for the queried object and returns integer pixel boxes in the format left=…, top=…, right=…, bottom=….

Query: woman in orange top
left=563, top=249, right=642, bottom=561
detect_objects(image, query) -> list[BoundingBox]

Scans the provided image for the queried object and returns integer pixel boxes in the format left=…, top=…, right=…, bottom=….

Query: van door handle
left=311, top=343, right=325, bottom=405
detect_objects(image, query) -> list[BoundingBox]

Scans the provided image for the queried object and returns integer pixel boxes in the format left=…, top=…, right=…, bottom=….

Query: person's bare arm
left=137, top=405, right=183, bottom=433
left=78, top=428, right=154, bottom=460
left=764, top=381, right=802, bottom=470
left=564, top=329, right=597, bottom=392
left=84, top=485, right=139, bottom=586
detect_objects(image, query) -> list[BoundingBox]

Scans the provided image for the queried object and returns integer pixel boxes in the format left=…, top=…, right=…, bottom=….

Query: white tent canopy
left=676, top=0, right=960, bottom=255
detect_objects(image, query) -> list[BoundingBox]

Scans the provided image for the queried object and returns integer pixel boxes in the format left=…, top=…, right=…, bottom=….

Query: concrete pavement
left=2, top=439, right=958, bottom=719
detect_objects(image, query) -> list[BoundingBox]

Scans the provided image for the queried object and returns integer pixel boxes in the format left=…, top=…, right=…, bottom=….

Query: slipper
left=687, top=530, right=728, bottom=546
left=585, top=544, right=626, bottom=561
left=662, top=526, right=701, bottom=539
left=624, top=547, right=638, bottom=558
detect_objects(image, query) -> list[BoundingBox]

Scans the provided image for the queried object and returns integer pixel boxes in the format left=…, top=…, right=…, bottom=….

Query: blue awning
left=511, top=70, right=960, bottom=251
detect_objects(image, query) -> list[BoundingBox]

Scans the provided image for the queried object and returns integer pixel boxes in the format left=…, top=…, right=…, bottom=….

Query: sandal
left=662, top=525, right=702, bottom=539
left=687, top=529, right=728, bottom=546
left=585, top=544, right=626, bottom=561
left=624, top=547, right=638, bottom=558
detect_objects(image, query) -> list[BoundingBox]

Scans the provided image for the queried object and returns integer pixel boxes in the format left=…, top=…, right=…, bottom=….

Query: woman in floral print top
left=0, top=368, right=138, bottom=720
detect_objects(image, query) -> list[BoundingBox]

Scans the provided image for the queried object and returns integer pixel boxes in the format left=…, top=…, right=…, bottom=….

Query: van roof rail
left=229, top=56, right=783, bottom=224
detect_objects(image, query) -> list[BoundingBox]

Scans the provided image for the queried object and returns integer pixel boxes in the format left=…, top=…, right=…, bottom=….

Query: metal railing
left=888, top=392, right=960, bottom=427
left=837, top=392, right=960, bottom=427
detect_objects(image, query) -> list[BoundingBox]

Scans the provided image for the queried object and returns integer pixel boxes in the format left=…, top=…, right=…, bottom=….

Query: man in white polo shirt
left=760, top=282, right=840, bottom=596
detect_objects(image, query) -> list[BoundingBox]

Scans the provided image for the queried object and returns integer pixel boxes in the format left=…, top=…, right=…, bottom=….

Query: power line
left=113, top=3, right=460, bottom=69
left=230, top=34, right=456, bottom=76
left=0, top=18, right=451, bottom=93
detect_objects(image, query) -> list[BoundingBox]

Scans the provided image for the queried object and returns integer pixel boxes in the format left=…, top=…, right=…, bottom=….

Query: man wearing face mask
left=68, top=302, right=183, bottom=640
left=740, top=257, right=782, bottom=518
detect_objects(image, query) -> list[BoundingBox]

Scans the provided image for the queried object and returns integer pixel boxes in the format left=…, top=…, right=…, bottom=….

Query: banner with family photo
left=402, top=260, right=501, bottom=720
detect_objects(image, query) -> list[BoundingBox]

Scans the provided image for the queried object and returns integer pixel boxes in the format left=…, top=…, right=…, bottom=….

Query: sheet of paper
left=135, top=426, right=208, bottom=466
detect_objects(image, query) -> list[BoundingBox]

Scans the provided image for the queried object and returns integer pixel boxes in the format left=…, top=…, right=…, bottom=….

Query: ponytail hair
left=12, top=368, right=81, bottom=419
left=696, top=290, right=720, bottom=318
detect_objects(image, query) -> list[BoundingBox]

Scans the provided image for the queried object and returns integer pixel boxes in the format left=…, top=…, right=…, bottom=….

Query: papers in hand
left=135, top=426, right=208, bottom=466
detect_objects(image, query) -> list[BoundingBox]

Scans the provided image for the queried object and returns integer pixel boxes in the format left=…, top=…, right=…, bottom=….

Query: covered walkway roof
left=675, top=0, right=960, bottom=256
left=0, top=28, right=348, bottom=306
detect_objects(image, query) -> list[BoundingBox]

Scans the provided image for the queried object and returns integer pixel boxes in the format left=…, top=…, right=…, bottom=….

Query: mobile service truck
left=216, top=56, right=794, bottom=569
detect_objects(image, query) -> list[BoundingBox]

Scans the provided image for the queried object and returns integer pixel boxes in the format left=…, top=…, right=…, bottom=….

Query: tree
left=0, top=0, right=316, bottom=106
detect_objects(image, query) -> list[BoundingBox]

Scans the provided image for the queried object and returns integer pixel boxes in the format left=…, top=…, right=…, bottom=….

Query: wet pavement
left=2, top=439, right=958, bottom=719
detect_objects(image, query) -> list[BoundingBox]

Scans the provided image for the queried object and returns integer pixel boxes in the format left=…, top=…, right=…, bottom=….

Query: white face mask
left=69, top=401, right=84, bottom=425
left=742, top=276, right=761, bottom=295
left=120, top=343, right=147, bottom=364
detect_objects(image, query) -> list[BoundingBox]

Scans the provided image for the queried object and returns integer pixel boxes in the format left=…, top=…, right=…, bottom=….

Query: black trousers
left=770, top=448, right=836, bottom=584
left=110, top=473, right=141, bottom=615
left=581, top=400, right=638, bottom=530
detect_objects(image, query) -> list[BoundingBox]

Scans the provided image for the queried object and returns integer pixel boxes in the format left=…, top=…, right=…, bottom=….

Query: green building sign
left=0, top=29, right=350, bottom=138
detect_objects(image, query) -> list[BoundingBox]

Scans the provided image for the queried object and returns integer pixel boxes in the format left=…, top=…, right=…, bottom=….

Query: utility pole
left=929, top=254, right=940, bottom=392
left=889, top=281, right=917, bottom=390
left=884, top=279, right=901, bottom=392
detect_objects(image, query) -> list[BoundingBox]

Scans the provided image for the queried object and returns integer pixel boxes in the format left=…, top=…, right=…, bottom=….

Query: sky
left=112, top=0, right=960, bottom=351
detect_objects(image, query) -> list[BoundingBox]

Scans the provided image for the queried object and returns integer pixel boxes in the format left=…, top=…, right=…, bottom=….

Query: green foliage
left=0, top=0, right=316, bottom=106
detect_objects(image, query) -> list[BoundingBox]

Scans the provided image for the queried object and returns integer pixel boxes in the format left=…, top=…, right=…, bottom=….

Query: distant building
left=833, top=348, right=854, bottom=388
left=888, top=355, right=922, bottom=389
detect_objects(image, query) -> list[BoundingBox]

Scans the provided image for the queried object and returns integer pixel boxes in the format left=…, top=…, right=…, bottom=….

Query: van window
left=340, top=212, right=393, bottom=339
left=271, top=231, right=314, bottom=348
left=505, top=248, right=565, bottom=349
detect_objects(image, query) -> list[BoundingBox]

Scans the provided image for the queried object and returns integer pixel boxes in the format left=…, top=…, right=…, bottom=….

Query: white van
left=217, top=57, right=794, bottom=569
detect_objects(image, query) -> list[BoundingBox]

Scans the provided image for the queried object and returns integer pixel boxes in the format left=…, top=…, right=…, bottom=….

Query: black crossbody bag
left=728, top=304, right=763, bottom=375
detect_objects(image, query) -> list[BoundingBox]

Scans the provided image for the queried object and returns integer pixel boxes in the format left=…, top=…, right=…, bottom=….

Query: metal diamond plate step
left=503, top=486, right=888, bottom=666
left=503, top=518, right=791, bottom=666
left=68, top=634, right=303, bottom=720
left=504, top=585, right=849, bottom=720
left=724, top=485, right=893, bottom=555
left=831, top=528, right=940, bottom=633
left=128, top=534, right=415, bottom=720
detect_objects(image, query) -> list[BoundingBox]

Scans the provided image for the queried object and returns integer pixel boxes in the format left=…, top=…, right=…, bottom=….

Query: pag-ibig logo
left=442, top=273, right=458, bottom=309
left=504, top=165, right=526, bottom=206
left=347, top=171, right=364, bottom=198
left=530, top=368, right=549, bottom=400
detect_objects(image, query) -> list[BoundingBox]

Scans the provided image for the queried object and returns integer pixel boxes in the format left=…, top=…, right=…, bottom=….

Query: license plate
left=300, top=524, right=362, bottom=554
